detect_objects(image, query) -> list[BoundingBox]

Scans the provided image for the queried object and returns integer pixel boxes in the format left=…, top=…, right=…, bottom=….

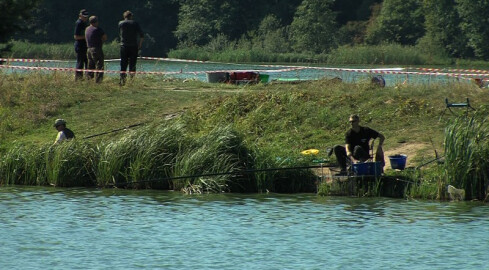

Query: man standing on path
left=74, top=9, right=89, bottom=81
left=118, top=10, right=144, bottom=86
left=331, top=114, right=385, bottom=175
left=85, top=16, right=107, bottom=83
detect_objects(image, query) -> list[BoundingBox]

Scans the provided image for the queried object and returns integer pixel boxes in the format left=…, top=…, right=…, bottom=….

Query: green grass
left=6, top=40, right=120, bottom=60
left=169, top=47, right=329, bottom=63
left=168, top=44, right=466, bottom=66
left=1, top=69, right=489, bottom=198
left=327, top=44, right=452, bottom=65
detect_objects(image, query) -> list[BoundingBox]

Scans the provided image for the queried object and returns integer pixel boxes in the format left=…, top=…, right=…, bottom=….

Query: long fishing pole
left=83, top=122, right=145, bottom=139
left=415, top=155, right=445, bottom=170
left=100, top=164, right=336, bottom=188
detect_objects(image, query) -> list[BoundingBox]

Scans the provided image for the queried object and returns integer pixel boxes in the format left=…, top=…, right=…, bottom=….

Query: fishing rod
left=100, top=164, right=336, bottom=188
left=83, top=122, right=145, bottom=139
left=415, top=155, right=445, bottom=170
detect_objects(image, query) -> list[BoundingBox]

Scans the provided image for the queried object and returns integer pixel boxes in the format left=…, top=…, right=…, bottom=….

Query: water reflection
left=1, top=187, right=488, bottom=269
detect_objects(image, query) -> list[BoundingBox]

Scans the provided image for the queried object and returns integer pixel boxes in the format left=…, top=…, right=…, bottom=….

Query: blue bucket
left=352, top=162, right=383, bottom=176
left=388, top=154, right=407, bottom=170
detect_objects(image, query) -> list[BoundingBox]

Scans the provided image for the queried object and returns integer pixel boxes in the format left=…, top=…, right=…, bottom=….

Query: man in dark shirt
left=73, top=9, right=89, bottom=81
left=85, top=16, right=107, bottom=83
left=332, top=114, right=385, bottom=175
left=118, top=10, right=144, bottom=85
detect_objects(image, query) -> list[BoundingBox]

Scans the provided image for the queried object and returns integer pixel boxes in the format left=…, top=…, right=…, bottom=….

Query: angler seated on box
left=330, top=114, right=385, bottom=176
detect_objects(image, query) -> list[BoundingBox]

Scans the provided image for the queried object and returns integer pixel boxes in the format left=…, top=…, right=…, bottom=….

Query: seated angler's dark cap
left=80, top=9, right=89, bottom=18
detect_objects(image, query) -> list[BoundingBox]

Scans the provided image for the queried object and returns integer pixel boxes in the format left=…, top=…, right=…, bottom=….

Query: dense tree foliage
left=365, top=0, right=424, bottom=45
left=0, top=0, right=38, bottom=54
left=17, top=0, right=179, bottom=56
left=456, top=0, right=489, bottom=60
left=422, top=0, right=470, bottom=58
left=290, top=0, right=338, bottom=53
left=6, top=0, right=489, bottom=60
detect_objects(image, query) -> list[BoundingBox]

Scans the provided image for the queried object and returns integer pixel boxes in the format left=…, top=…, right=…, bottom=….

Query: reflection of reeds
left=443, top=115, right=489, bottom=200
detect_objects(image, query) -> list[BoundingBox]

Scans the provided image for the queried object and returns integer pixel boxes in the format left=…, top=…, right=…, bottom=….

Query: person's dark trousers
left=75, top=46, right=88, bottom=81
left=333, top=145, right=370, bottom=171
left=120, top=45, right=138, bottom=85
left=87, top=47, right=105, bottom=83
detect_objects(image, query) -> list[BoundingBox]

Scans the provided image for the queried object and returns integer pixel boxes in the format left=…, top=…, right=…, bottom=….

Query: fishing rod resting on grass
left=83, top=122, right=145, bottom=139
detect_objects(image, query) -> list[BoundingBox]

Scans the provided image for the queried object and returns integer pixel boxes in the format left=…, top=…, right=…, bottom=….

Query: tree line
left=4, top=0, right=489, bottom=60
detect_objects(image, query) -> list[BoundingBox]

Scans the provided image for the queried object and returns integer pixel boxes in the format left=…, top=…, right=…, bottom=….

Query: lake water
left=1, top=59, right=472, bottom=87
left=1, top=186, right=487, bottom=269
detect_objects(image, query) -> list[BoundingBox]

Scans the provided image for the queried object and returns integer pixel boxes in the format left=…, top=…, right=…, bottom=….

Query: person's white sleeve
left=54, top=131, right=67, bottom=144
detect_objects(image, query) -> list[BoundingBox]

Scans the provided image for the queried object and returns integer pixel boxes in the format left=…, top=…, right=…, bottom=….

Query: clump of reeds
left=0, top=144, right=49, bottom=186
left=251, top=147, right=317, bottom=193
left=405, top=168, right=440, bottom=200
left=95, top=123, right=185, bottom=189
left=442, top=114, right=489, bottom=200
left=45, top=140, right=97, bottom=187
left=0, top=140, right=96, bottom=187
left=0, top=120, right=320, bottom=193
left=172, top=125, right=254, bottom=193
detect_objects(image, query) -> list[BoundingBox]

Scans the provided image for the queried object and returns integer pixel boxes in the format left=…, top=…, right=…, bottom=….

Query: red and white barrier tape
left=2, top=57, right=489, bottom=82
left=415, top=67, right=489, bottom=74
left=0, top=58, right=70, bottom=63
left=0, top=64, right=306, bottom=76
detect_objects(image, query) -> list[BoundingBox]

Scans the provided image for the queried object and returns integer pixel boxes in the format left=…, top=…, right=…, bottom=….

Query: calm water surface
left=0, top=187, right=487, bottom=270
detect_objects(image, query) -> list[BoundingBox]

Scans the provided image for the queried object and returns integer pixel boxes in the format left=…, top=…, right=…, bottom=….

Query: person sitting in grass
left=331, top=114, right=385, bottom=175
left=53, top=119, right=75, bottom=144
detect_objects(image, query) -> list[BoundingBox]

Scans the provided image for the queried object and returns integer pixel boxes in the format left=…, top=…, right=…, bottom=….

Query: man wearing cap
left=74, top=9, right=89, bottom=81
left=85, top=15, right=107, bottom=83
left=331, top=114, right=385, bottom=175
left=54, top=119, right=75, bottom=144
left=118, top=10, right=144, bottom=86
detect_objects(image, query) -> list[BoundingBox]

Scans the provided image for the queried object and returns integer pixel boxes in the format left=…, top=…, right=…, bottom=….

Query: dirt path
left=383, top=142, right=431, bottom=169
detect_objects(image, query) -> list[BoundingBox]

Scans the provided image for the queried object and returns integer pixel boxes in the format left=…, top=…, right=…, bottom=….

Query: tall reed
left=250, top=147, right=317, bottom=193
left=95, top=123, right=185, bottom=189
left=0, top=144, right=49, bottom=185
left=0, top=121, right=321, bottom=193
left=443, top=114, right=489, bottom=200
left=45, top=140, right=97, bottom=187
left=172, top=125, right=254, bottom=193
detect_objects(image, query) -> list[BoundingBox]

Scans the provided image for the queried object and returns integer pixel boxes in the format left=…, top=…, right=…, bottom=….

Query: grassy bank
left=0, top=71, right=488, bottom=199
